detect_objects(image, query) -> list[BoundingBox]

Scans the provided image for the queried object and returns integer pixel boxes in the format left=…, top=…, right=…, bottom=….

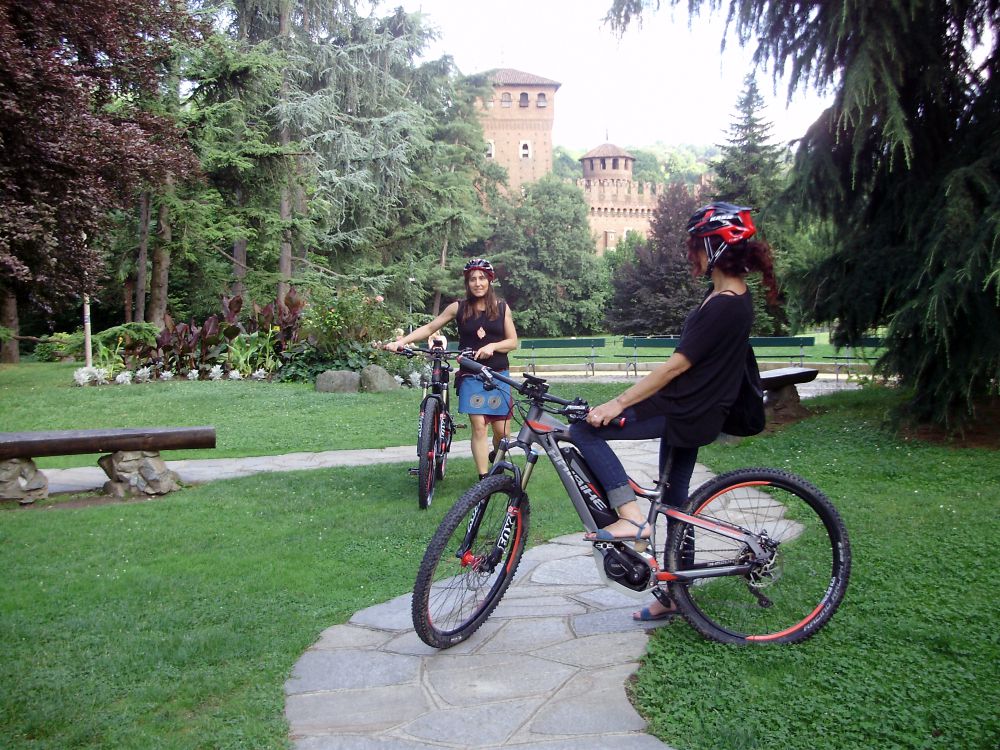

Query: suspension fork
left=455, top=455, right=531, bottom=567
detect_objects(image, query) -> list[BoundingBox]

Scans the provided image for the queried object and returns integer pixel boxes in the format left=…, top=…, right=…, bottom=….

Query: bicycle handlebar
left=456, top=355, right=625, bottom=427
left=391, top=346, right=468, bottom=358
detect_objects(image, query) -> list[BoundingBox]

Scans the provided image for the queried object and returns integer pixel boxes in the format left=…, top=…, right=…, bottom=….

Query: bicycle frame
left=466, top=358, right=778, bottom=598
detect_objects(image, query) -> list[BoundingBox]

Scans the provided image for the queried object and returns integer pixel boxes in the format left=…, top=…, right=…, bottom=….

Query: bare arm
left=473, top=304, right=519, bottom=360
left=586, top=351, right=692, bottom=426
left=383, top=302, right=459, bottom=351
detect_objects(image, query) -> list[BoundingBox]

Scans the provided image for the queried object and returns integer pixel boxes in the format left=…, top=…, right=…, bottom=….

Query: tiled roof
left=580, top=143, right=635, bottom=160
left=484, top=68, right=561, bottom=88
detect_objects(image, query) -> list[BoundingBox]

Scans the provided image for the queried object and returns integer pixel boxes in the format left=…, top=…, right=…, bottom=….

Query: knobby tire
left=412, top=475, right=529, bottom=649
left=665, top=467, right=851, bottom=645
left=417, top=399, right=441, bottom=510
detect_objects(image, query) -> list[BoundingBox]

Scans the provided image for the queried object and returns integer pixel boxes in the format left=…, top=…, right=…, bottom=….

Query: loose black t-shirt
left=633, top=288, right=753, bottom=447
left=457, top=300, right=510, bottom=372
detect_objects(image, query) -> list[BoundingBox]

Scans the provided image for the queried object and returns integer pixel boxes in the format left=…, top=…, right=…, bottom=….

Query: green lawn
left=2, top=364, right=996, bottom=750
left=635, top=388, right=1000, bottom=750
left=0, top=362, right=626, bottom=468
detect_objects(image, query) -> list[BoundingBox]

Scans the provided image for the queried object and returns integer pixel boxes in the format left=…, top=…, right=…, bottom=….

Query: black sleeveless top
left=457, top=300, right=510, bottom=371
left=632, top=288, right=753, bottom=447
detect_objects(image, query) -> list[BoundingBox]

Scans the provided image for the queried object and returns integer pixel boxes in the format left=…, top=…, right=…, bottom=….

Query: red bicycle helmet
left=463, top=258, right=495, bottom=281
left=686, top=202, right=756, bottom=272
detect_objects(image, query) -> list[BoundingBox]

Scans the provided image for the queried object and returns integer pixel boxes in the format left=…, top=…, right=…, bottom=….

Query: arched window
left=519, top=92, right=529, bottom=107
left=501, top=92, right=512, bottom=107
left=612, top=158, right=619, bottom=169
left=485, top=140, right=495, bottom=159
left=486, top=97, right=495, bottom=109
left=520, top=140, right=532, bottom=159
left=536, top=93, right=547, bottom=107
left=600, top=158, right=607, bottom=170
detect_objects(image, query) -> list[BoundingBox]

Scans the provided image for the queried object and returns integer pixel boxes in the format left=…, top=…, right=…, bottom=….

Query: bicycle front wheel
left=412, top=475, right=529, bottom=649
left=417, top=399, right=441, bottom=510
left=665, top=468, right=851, bottom=645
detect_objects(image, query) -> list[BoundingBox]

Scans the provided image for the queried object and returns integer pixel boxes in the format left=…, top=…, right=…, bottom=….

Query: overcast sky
left=392, top=0, right=832, bottom=152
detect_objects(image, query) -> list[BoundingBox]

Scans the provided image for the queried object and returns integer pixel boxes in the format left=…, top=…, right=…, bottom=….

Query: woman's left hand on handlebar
left=586, top=399, right=623, bottom=427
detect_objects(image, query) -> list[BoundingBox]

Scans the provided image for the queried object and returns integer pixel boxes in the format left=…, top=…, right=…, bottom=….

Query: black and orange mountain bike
left=411, top=356, right=851, bottom=648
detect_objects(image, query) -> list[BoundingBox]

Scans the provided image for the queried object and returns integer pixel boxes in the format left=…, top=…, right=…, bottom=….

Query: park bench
left=758, top=366, right=819, bottom=424
left=0, top=426, right=217, bottom=504
left=620, top=335, right=816, bottom=375
left=514, top=337, right=607, bottom=376
left=822, top=336, right=883, bottom=380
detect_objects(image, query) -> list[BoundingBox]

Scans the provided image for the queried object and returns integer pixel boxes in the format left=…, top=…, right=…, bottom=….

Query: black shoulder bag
left=721, top=346, right=765, bottom=437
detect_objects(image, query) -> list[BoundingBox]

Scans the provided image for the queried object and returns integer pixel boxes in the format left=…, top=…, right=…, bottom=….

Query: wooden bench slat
left=0, top=427, right=217, bottom=461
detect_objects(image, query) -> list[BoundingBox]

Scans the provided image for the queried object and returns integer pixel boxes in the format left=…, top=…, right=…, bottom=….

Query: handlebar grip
left=610, top=416, right=626, bottom=428
left=456, top=354, right=484, bottom=373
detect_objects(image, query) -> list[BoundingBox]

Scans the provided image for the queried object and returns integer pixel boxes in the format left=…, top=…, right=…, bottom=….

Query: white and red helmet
left=687, top=203, right=756, bottom=271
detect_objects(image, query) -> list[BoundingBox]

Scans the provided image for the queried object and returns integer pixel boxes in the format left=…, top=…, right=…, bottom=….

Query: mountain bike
left=411, top=356, right=851, bottom=648
left=396, top=345, right=466, bottom=509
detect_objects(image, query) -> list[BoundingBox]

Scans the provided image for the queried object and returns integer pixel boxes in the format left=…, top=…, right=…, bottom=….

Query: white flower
left=407, top=371, right=422, bottom=389
left=251, top=368, right=268, bottom=381
left=92, top=368, right=109, bottom=385
left=227, top=370, right=243, bottom=380
left=208, top=364, right=224, bottom=380
left=186, top=369, right=199, bottom=381
left=135, top=366, right=152, bottom=383
left=73, top=367, right=96, bottom=386
left=159, top=370, right=174, bottom=381
left=394, top=374, right=404, bottom=385
left=115, top=371, right=133, bottom=385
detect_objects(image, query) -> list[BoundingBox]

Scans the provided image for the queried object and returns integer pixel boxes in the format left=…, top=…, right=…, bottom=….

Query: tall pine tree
left=606, top=0, right=1000, bottom=426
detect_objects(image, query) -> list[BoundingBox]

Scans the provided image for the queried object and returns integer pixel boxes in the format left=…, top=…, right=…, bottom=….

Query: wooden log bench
left=822, top=336, right=883, bottom=380
left=619, top=336, right=816, bottom=375
left=0, top=426, right=216, bottom=504
left=513, top=337, right=607, bottom=376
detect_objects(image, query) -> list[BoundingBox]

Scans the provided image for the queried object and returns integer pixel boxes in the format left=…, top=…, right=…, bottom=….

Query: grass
left=0, top=458, right=581, bottom=750
left=0, top=362, right=626, bottom=468
left=633, top=388, right=1000, bottom=750
left=3, top=364, right=996, bottom=749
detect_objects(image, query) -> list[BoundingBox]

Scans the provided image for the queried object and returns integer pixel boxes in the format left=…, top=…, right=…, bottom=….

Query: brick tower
left=478, top=68, right=560, bottom=191
left=577, top=143, right=662, bottom=254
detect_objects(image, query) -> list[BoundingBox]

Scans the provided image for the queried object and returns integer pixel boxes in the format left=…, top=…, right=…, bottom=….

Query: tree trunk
left=135, top=191, right=151, bottom=322
left=277, top=3, right=293, bottom=303
left=432, top=232, right=450, bottom=316
left=148, top=177, right=173, bottom=327
left=1, top=287, right=19, bottom=364
left=123, top=278, right=135, bottom=323
left=232, top=187, right=247, bottom=300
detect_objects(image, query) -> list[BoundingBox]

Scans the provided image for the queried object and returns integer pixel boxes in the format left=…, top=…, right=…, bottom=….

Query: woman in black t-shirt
left=384, top=259, right=519, bottom=478
left=569, top=203, right=778, bottom=621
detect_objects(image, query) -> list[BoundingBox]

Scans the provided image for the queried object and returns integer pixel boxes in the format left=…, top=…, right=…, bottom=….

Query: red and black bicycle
left=396, top=345, right=466, bottom=509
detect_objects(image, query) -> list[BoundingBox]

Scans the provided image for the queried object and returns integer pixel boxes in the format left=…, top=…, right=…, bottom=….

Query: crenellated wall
left=577, top=178, right=663, bottom=253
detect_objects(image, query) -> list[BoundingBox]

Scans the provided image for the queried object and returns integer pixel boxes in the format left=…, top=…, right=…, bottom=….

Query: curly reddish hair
left=687, top=236, right=779, bottom=305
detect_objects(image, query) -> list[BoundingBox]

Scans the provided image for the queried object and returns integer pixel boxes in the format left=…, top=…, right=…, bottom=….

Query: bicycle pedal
left=408, top=467, right=419, bottom=475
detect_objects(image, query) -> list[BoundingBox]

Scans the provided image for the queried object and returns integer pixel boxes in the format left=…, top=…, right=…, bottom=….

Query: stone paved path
left=283, top=441, right=712, bottom=750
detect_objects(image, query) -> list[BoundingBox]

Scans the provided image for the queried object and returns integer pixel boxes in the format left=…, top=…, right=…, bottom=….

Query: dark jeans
left=568, top=407, right=698, bottom=510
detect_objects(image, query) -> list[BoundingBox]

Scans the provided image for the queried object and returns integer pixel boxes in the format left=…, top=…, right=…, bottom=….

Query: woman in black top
left=569, top=203, right=777, bottom=620
left=385, top=259, right=519, bottom=478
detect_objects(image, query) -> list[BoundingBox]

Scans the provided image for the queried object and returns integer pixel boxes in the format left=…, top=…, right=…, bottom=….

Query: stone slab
left=286, top=650, right=420, bottom=693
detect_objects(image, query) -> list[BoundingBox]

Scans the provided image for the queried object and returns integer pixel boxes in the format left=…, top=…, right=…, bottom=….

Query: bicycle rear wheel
left=417, top=399, right=440, bottom=510
left=665, top=467, right=850, bottom=645
left=412, top=475, right=529, bottom=649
